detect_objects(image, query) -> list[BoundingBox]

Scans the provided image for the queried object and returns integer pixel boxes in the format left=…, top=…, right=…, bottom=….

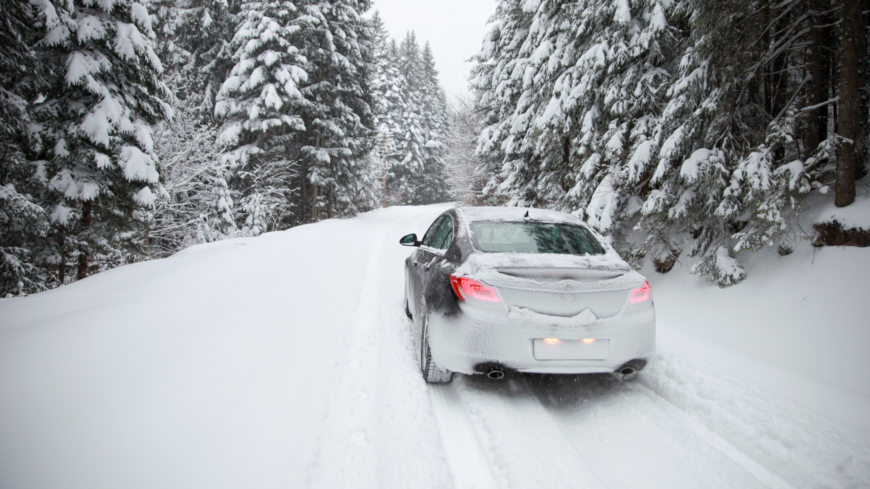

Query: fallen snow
left=0, top=204, right=868, bottom=488
left=813, top=189, right=870, bottom=228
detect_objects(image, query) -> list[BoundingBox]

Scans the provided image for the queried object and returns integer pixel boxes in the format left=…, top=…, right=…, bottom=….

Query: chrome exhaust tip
left=485, top=368, right=505, bottom=380
left=619, top=367, right=636, bottom=376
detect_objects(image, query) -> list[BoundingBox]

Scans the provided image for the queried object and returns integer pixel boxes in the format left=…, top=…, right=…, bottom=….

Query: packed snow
left=0, top=204, right=868, bottom=489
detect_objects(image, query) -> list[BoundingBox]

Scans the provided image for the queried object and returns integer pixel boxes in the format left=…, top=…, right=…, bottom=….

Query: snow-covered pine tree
left=291, top=0, right=377, bottom=223
left=31, top=0, right=170, bottom=280
left=150, top=0, right=241, bottom=121
left=144, top=0, right=241, bottom=253
left=0, top=0, right=51, bottom=296
left=417, top=42, right=451, bottom=204
left=384, top=32, right=427, bottom=204
left=379, top=32, right=450, bottom=205
left=369, top=11, right=401, bottom=205
left=215, top=0, right=308, bottom=235
left=470, top=0, right=538, bottom=207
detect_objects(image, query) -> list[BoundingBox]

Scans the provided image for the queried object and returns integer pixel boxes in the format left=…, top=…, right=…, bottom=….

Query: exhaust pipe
left=617, top=365, right=639, bottom=381
left=485, top=367, right=505, bottom=380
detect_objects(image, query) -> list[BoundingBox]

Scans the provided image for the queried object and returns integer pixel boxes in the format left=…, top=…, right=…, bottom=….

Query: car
left=400, top=206, right=656, bottom=384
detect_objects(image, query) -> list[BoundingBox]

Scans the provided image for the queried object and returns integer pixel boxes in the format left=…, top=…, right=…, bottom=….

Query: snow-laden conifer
left=31, top=0, right=169, bottom=280
left=0, top=0, right=51, bottom=296
left=215, top=0, right=308, bottom=234
left=291, top=0, right=377, bottom=221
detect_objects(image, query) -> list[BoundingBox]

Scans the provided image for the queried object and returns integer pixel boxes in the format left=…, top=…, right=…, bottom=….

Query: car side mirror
left=400, top=233, right=421, bottom=247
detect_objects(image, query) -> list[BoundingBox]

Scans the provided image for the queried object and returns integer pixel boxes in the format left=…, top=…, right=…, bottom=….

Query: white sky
left=370, top=0, right=498, bottom=99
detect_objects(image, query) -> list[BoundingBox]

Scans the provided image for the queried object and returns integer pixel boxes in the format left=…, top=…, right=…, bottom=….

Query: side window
left=421, top=216, right=444, bottom=247
left=431, top=216, right=454, bottom=250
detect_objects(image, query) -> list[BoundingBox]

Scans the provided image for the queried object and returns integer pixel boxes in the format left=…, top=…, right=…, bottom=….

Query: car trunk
left=478, top=264, right=635, bottom=318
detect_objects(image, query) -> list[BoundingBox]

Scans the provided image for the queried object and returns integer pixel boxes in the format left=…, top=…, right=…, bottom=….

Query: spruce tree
left=32, top=0, right=170, bottom=280
left=0, top=0, right=50, bottom=295
left=215, top=0, right=308, bottom=235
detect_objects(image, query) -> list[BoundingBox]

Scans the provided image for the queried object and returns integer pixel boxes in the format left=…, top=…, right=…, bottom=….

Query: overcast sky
left=370, top=0, right=498, bottom=100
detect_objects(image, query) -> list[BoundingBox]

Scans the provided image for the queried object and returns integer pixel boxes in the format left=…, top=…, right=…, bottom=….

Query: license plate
left=533, top=338, right=610, bottom=360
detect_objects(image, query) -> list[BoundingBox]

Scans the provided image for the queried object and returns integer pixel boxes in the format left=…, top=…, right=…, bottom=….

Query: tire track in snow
left=629, top=380, right=793, bottom=489
left=308, top=210, right=452, bottom=489
left=428, top=384, right=499, bottom=489
left=448, top=375, right=612, bottom=489
left=307, top=225, right=384, bottom=488
left=633, top=346, right=870, bottom=488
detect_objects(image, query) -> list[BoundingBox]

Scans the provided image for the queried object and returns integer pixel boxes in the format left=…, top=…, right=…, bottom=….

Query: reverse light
left=450, top=275, right=501, bottom=303
left=629, top=281, right=651, bottom=304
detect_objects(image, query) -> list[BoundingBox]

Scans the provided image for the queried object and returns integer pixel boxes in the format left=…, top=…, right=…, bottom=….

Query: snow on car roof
left=454, top=206, right=584, bottom=225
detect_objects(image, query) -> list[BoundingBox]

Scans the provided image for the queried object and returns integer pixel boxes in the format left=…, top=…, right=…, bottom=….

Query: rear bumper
left=428, top=302, right=656, bottom=375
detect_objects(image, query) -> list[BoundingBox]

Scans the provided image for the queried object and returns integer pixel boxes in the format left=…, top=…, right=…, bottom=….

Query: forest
left=1, top=0, right=868, bottom=296
left=464, top=0, right=869, bottom=286
left=0, top=0, right=450, bottom=296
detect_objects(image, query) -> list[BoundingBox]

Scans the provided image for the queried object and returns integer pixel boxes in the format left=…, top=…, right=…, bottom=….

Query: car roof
left=454, top=206, right=585, bottom=226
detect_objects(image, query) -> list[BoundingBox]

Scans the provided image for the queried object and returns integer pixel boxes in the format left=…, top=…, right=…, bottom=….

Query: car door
left=416, top=214, right=455, bottom=333
left=409, top=216, right=445, bottom=322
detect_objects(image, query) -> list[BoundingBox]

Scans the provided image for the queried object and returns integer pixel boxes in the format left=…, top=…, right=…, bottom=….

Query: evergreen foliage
left=0, top=0, right=48, bottom=295
left=372, top=26, right=451, bottom=205
left=32, top=0, right=170, bottom=282
left=0, top=1, right=453, bottom=296
left=472, top=0, right=869, bottom=286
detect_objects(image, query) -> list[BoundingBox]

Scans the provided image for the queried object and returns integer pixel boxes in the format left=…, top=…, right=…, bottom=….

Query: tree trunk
left=328, top=156, right=335, bottom=219
left=58, top=260, right=64, bottom=285
left=76, top=200, right=91, bottom=280
left=313, top=184, right=319, bottom=221
left=806, top=0, right=831, bottom=157
left=856, top=0, right=870, bottom=178
left=301, top=159, right=308, bottom=223
left=561, top=136, right=571, bottom=192
left=836, top=0, right=860, bottom=207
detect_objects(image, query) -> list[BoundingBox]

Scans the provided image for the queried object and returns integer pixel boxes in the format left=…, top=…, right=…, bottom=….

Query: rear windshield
left=469, top=221, right=605, bottom=255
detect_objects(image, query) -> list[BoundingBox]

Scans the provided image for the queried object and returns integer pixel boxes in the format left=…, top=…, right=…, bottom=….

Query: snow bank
left=646, top=241, right=870, bottom=423
left=813, top=190, right=870, bottom=229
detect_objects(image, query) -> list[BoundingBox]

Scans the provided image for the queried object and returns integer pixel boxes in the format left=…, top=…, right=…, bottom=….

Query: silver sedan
left=401, top=207, right=656, bottom=383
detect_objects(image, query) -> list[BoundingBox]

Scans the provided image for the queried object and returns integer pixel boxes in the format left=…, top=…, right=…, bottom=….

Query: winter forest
left=1, top=0, right=868, bottom=296
left=0, top=0, right=451, bottom=296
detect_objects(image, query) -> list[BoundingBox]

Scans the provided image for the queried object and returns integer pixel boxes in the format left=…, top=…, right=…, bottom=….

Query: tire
left=420, top=315, right=453, bottom=384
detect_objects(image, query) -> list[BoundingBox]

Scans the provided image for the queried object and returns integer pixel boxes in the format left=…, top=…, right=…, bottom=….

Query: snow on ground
left=1, top=204, right=868, bottom=488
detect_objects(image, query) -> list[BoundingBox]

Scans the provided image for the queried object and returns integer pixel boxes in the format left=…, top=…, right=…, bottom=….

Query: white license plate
left=533, top=338, right=610, bottom=360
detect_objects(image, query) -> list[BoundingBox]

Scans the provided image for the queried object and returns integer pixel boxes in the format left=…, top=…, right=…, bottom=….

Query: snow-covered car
left=401, top=207, right=656, bottom=383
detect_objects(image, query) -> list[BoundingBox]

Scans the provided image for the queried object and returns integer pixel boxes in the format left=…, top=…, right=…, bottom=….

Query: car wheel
left=404, top=297, right=413, bottom=319
left=420, top=315, right=453, bottom=384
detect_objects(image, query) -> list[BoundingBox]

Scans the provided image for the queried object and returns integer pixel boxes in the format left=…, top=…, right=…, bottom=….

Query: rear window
left=469, top=221, right=605, bottom=255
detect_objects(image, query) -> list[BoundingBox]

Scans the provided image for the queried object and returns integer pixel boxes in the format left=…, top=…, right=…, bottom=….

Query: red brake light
left=630, top=281, right=651, bottom=303
left=450, top=276, right=501, bottom=303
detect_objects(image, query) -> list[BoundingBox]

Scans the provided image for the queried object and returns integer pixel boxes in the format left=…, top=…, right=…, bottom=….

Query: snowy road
left=1, top=205, right=868, bottom=489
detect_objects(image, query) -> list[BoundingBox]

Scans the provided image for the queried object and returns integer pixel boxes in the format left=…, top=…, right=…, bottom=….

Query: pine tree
left=0, top=0, right=50, bottom=295
left=291, top=0, right=376, bottom=222
left=215, top=0, right=308, bottom=235
left=417, top=42, right=451, bottom=204
left=32, top=0, right=170, bottom=280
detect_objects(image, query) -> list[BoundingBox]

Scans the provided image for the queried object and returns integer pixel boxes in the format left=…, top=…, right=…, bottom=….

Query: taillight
left=450, top=275, right=501, bottom=303
left=629, top=281, right=651, bottom=303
